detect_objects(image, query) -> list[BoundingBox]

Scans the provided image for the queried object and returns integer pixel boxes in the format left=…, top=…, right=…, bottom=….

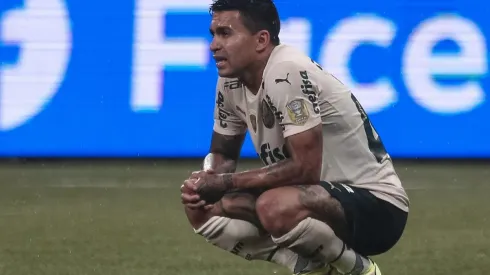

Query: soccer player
left=180, top=0, right=409, bottom=274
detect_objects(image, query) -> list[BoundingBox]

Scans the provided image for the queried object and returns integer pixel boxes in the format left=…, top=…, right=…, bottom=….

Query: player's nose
left=209, top=37, right=221, bottom=53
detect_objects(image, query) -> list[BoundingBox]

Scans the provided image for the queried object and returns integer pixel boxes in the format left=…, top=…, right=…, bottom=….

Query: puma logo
left=275, top=73, right=291, bottom=85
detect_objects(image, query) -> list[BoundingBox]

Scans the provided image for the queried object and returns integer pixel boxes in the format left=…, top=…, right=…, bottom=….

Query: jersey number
left=350, top=94, right=388, bottom=163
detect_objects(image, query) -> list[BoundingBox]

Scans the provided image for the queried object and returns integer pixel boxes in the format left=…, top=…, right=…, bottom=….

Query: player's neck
left=239, top=46, right=275, bottom=95
left=239, top=66, right=264, bottom=95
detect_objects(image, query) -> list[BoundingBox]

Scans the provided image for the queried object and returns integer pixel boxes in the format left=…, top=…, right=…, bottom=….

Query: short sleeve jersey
left=212, top=45, right=409, bottom=212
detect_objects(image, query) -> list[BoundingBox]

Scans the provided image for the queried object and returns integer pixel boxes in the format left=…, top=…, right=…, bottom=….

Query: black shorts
left=319, top=181, right=408, bottom=256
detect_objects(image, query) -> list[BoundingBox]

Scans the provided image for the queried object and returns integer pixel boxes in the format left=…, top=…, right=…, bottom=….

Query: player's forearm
left=202, top=152, right=237, bottom=173
left=225, top=159, right=319, bottom=190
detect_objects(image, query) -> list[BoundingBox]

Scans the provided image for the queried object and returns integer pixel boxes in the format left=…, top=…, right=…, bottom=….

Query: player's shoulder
left=217, top=76, right=244, bottom=92
left=263, top=45, right=315, bottom=86
left=215, top=77, right=246, bottom=107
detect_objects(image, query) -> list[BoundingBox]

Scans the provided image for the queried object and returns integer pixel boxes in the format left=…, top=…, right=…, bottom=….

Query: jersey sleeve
left=212, top=79, right=247, bottom=136
left=264, top=61, right=322, bottom=138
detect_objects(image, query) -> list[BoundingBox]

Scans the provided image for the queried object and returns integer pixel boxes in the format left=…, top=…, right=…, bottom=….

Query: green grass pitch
left=0, top=159, right=489, bottom=275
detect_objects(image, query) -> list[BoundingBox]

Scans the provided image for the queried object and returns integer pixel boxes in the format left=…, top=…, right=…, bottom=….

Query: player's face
left=209, top=11, right=258, bottom=78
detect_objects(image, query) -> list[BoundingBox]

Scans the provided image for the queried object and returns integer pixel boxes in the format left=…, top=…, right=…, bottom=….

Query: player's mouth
left=214, top=56, right=227, bottom=68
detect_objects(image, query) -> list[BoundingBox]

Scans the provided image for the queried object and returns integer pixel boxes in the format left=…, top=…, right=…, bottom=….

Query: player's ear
left=255, top=30, right=270, bottom=52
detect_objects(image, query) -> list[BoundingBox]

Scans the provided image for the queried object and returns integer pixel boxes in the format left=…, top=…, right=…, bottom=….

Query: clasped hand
left=180, top=170, right=230, bottom=209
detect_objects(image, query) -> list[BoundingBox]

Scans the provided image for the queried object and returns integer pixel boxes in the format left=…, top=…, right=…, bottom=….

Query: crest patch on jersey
left=261, top=99, right=275, bottom=129
left=286, top=99, right=309, bottom=125
left=249, top=114, right=257, bottom=132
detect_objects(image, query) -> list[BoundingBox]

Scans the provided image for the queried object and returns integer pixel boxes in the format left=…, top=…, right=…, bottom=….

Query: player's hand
left=189, top=168, right=216, bottom=179
left=180, top=178, right=208, bottom=209
left=194, top=172, right=233, bottom=205
left=181, top=169, right=217, bottom=210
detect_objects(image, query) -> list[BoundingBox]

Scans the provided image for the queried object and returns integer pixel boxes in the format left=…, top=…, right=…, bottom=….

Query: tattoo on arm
left=202, top=131, right=245, bottom=173
left=231, top=124, right=323, bottom=190
left=210, top=131, right=245, bottom=160
left=222, top=173, right=234, bottom=190
left=264, top=159, right=298, bottom=178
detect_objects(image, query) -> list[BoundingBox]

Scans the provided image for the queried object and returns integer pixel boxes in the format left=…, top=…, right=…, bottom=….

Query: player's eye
left=217, top=28, right=232, bottom=37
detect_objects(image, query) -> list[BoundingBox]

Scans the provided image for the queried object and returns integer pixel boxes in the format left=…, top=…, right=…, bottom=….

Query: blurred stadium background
left=0, top=0, right=489, bottom=274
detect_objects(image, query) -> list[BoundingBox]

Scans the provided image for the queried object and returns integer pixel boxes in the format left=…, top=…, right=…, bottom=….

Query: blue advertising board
left=0, top=0, right=488, bottom=158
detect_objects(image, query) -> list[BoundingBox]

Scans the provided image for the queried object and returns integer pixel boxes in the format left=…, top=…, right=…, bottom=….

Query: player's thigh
left=215, top=190, right=265, bottom=226
left=218, top=190, right=260, bottom=214
left=254, top=185, right=349, bottom=238
left=318, top=181, right=408, bottom=256
left=293, top=185, right=351, bottom=241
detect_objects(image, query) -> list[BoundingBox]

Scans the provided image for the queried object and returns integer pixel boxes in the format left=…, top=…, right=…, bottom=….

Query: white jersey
left=212, top=44, right=409, bottom=212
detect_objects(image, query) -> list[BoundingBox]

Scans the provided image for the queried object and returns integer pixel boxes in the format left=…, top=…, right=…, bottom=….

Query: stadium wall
left=0, top=0, right=488, bottom=159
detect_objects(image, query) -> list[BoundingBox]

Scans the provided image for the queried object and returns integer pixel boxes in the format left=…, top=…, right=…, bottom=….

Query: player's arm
left=203, top=79, right=247, bottom=173
left=227, top=62, right=323, bottom=189
left=202, top=131, right=246, bottom=173
left=229, top=125, right=322, bottom=189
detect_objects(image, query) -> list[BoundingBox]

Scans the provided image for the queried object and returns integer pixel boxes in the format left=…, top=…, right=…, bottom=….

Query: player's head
left=209, top=0, right=281, bottom=78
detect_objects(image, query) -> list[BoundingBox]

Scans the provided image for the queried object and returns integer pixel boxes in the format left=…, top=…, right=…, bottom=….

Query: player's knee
left=255, top=187, right=310, bottom=237
left=194, top=216, right=260, bottom=251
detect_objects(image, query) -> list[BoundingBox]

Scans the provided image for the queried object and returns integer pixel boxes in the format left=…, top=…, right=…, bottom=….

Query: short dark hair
left=210, top=0, right=281, bottom=45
